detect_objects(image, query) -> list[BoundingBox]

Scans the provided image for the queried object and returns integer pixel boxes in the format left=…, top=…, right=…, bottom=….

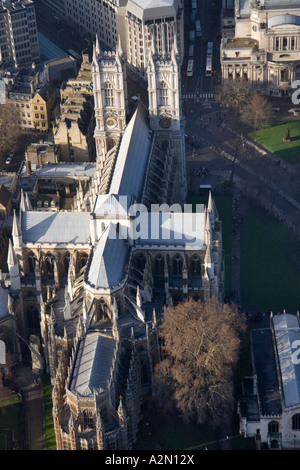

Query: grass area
left=187, top=191, right=232, bottom=295
left=240, top=201, right=300, bottom=314
left=249, top=120, right=300, bottom=164
left=42, top=374, right=56, bottom=450
left=0, top=393, right=21, bottom=450
left=135, top=395, right=255, bottom=450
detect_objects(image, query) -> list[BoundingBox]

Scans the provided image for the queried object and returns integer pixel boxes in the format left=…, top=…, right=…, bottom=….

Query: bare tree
left=214, top=81, right=251, bottom=114
left=0, top=102, right=22, bottom=160
left=154, top=298, right=246, bottom=427
left=240, top=92, right=273, bottom=131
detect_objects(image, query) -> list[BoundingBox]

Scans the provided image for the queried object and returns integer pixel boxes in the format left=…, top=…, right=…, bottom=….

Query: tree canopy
left=215, top=81, right=273, bottom=130
left=0, top=102, right=22, bottom=161
left=154, top=298, right=246, bottom=427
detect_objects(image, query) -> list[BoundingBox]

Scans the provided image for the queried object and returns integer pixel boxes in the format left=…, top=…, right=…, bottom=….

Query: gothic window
left=64, top=253, right=70, bottom=273
left=80, top=254, right=88, bottom=268
left=173, top=253, right=183, bottom=275
left=104, top=81, right=115, bottom=107
left=268, top=421, right=279, bottom=433
left=45, top=253, right=55, bottom=274
left=292, top=414, right=300, bottom=430
left=159, top=81, right=169, bottom=107
left=155, top=254, right=164, bottom=275
left=137, top=253, right=146, bottom=271
left=26, top=306, right=39, bottom=329
left=191, top=255, right=201, bottom=276
left=28, top=252, right=36, bottom=273
left=107, top=138, right=116, bottom=151
left=83, top=410, right=94, bottom=429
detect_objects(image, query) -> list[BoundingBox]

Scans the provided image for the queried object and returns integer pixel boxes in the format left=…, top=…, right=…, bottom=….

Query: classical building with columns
left=220, top=0, right=300, bottom=96
left=5, top=35, right=224, bottom=450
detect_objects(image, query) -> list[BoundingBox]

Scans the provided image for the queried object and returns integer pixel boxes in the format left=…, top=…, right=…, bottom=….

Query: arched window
left=159, top=81, right=169, bottom=107
left=104, top=82, right=115, bottom=107
left=83, top=410, right=93, bottom=429
left=107, top=138, right=116, bottom=151
left=64, top=253, right=70, bottom=273
left=45, top=253, right=55, bottom=274
left=137, top=253, right=146, bottom=271
left=173, top=253, right=183, bottom=275
left=292, top=414, right=300, bottom=430
left=28, top=252, right=36, bottom=273
left=268, top=420, right=279, bottom=433
left=26, top=306, right=39, bottom=329
left=155, top=254, right=164, bottom=275
left=80, top=254, right=88, bottom=268
left=191, top=255, right=201, bottom=276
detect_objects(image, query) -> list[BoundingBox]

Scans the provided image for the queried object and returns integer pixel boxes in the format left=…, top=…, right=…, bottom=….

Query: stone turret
left=7, top=239, right=20, bottom=292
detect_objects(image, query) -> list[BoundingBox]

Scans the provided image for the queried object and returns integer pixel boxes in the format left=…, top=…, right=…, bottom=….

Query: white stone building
left=221, top=0, right=300, bottom=96
left=239, top=312, right=300, bottom=449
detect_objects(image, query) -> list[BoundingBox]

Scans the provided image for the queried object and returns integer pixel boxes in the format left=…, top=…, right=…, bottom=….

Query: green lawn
left=240, top=202, right=300, bottom=314
left=42, top=374, right=56, bottom=450
left=0, top=394, right=21, bottom=450
left=249, top=121, right=300, bottom=164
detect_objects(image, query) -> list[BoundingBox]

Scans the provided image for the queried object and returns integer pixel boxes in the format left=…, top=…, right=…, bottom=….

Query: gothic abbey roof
left=92, top=194, right=132, bottom=218
left=21, top=211, right=91, bottom=244
left=69, top=330, right=116, bottom=397
left=86, top=223, right=129, bottom=290
left=134, top=211, right=205, bottom=249
left=109, top=101, right=152, bottom=202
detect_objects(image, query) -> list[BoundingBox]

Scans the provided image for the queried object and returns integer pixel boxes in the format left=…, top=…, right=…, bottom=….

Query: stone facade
left=221, top=0, right=300, bottom=96
left=5, top=33, right=224, bottom=450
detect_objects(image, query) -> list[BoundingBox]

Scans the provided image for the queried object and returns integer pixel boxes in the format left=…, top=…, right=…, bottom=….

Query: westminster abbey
left=5, top=34, right=224, bottom=449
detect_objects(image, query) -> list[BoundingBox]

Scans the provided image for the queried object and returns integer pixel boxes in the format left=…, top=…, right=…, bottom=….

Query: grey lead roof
left=22, top=211, right=91, bottom=244
left=69, top=331, right=116, bottom=397
left=268, top=14, right=300, bottom=28
left=251, top=328, right=282, bottom=416
left=86, top=223, right=129, bottom=289
left=273, top=313, right=300, bottom=408
left=109, top=102, right=152, bottom=202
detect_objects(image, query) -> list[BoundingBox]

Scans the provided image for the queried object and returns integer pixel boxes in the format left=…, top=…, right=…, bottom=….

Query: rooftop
left=69, top=330, right=116, bottom=397
left=87, top=223, right=129, bottom=290
left=273, top=313, right=300, bottom=408
left=223, top=37, right=258, bottom=49
left=21, top=211, right=91, bottom=244
left=109, top=101, right=152, bottom=202
left=127, top=0, right=178, bottom=20
left=251, top=328, right=282, bottom=416
left=33, top=163, right=95, bottom=179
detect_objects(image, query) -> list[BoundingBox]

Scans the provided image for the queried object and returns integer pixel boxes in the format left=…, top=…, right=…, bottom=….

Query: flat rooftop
left=223, top=38, right=258, bottom=49
left=127, top=0, right=178, bottom=20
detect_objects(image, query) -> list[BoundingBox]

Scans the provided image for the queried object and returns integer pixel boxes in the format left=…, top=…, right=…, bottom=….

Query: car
left=5, top=156, right=12, bottom=165
left=2, top=166, right=8, bottom=172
